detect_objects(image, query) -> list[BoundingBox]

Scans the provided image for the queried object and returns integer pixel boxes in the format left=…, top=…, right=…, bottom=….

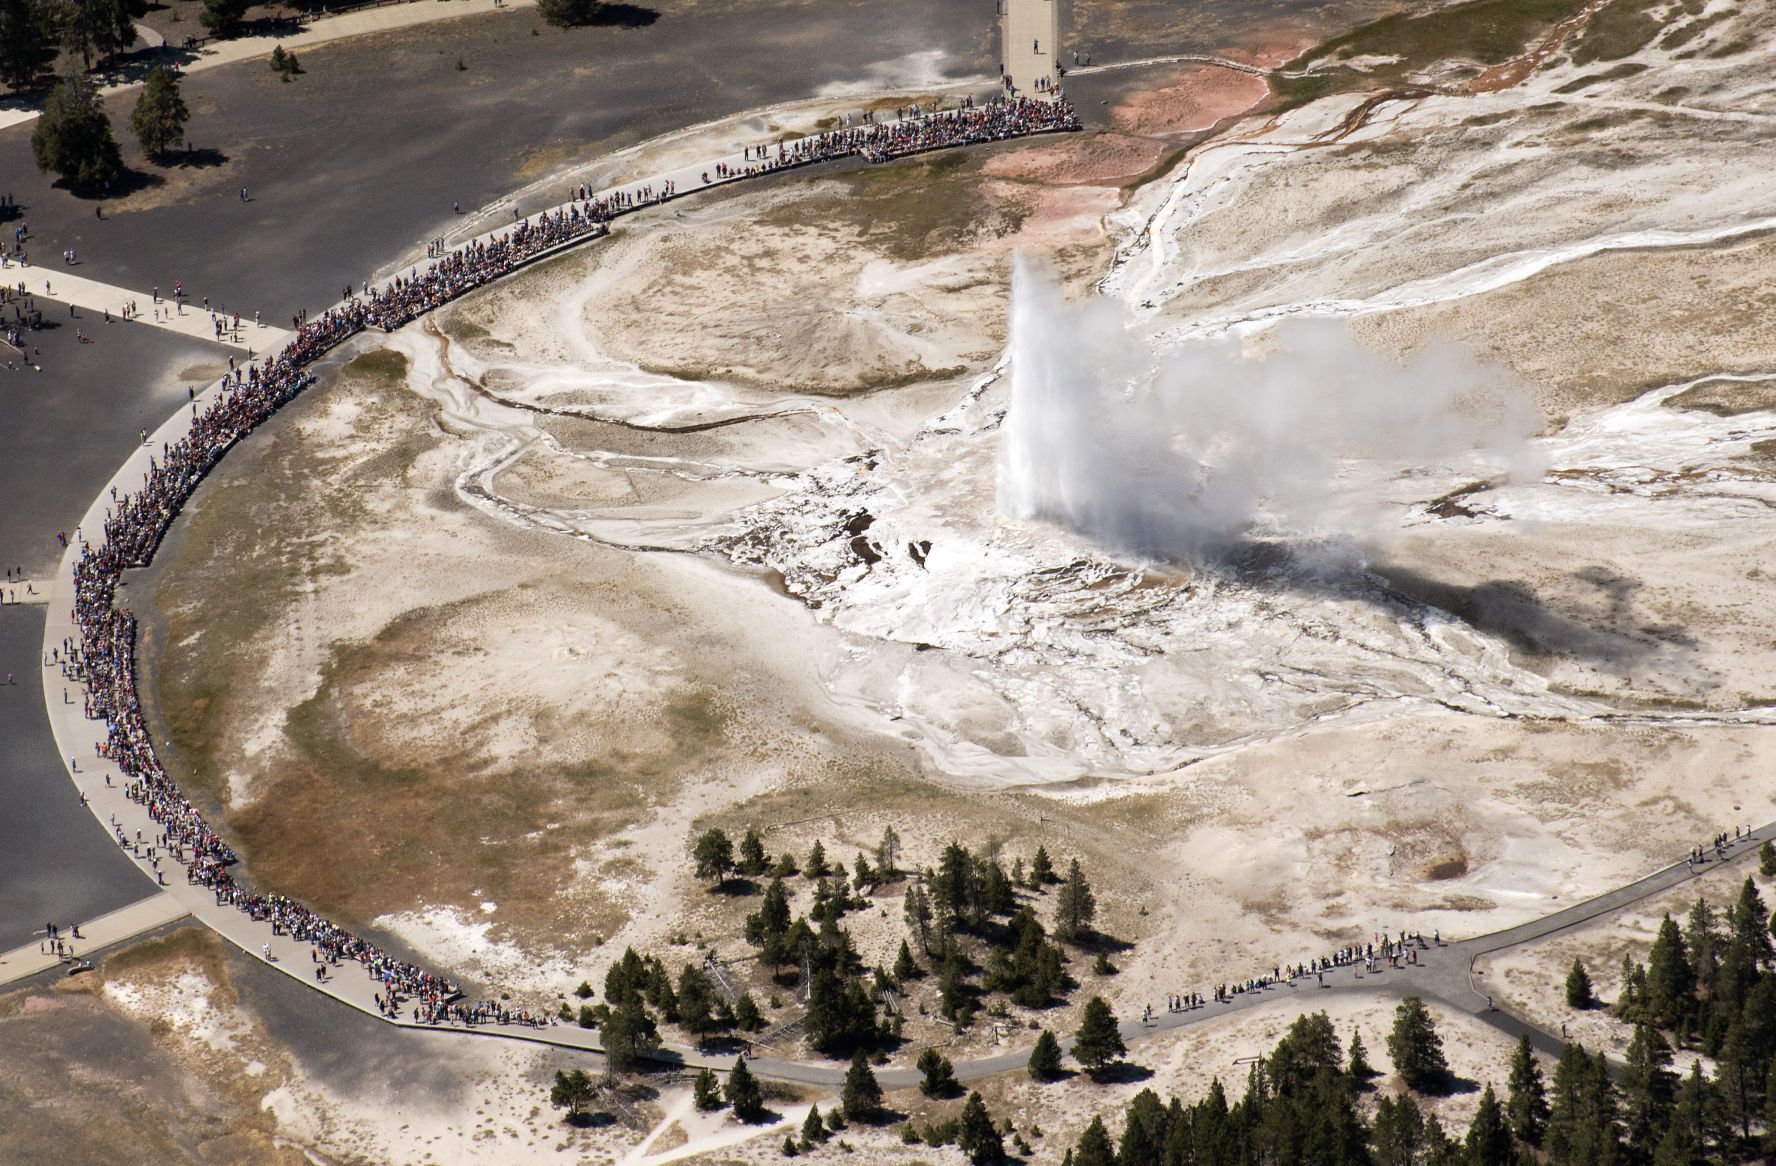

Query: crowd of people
left=711, top=95, right=1078, bottom=171
left=586, top=97, right=1079, bottom=205
left=1144, top=930, right=1441, bottom=1018
left=55, top=93, right=1078, bottom=1029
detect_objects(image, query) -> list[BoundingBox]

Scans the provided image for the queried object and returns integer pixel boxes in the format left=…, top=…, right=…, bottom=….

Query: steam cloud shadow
left=1205, top=537, right=1679, bottom=670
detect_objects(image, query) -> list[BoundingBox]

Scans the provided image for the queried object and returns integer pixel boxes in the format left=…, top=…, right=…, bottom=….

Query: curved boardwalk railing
left=43, top=95, right=1080, bottom=1036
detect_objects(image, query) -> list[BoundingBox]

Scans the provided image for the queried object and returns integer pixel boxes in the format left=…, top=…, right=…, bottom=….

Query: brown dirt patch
left=980, top=131, right=1176, bottom=187
left=1665, top=376, right=1776, bottom=416
left=1110, top=65, right=1271, bottom=138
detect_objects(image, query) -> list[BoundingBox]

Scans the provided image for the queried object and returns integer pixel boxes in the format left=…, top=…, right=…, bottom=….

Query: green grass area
left=1272, top=0, right=1590, bottom=109
left=345, top=348, right=410, bottom=382
left=781, top=150, right=1029, bottom=264
left=1551, top=60, right=1648, bottom=93
left=1659, top=6, right=1728, bottom=53
left=97, top=926, right=225, bottom=980
left=1568, top=0, right=1663, bottom=64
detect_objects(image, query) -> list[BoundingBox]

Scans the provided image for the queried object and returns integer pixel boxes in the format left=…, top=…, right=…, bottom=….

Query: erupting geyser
left=996, top=259, right=1543, bottom=561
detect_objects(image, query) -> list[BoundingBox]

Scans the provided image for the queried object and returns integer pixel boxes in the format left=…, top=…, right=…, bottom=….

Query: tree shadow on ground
left=1197, top=536, right=1679, bottom=671
left=1088, top=1060, right=1154, bottom=1085
left=1408, top=1071, right=1480, bottom=1098
left=165, top=147, right=228, bottom=169
left=53, top=168, right=165, bottom=201
left=583, top=2, right=659, bottom=27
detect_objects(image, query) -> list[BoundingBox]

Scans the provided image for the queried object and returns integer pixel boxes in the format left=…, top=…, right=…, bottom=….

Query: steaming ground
left=140, top=0, right=1776, bottom=1087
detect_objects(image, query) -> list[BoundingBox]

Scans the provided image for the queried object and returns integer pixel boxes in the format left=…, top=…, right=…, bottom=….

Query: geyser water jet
left=996, top=259, right=1540, bottom=561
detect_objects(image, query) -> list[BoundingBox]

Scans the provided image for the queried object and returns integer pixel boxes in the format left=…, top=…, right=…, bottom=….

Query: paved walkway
left=2, top=262, right=287, bottom=352
left=0, top=0, right=537, bottom=133
left=0, top=890, right=188, bottom=988
left=1000, top=0, right=1060, bottom=98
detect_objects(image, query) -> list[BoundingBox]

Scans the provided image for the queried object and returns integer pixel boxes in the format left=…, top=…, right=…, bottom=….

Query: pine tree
left=599, top=993, right=660, bottom=1075
left=1763, top=1059, right=1776, bottom=1160
left=806, top=840, right=830, bottom=878
left=745, top=877, right=793, bottom=955
left=726, top=1055, right=766, bottom=1122
left=1547, top=1044, right=1622, bottom=1165
left=984, top=860, right=1015, bottom=917
left=128, top=63, right=187, bottom=158
left=692, top=1067, right=723, bottom=1110
left=1651, top=1061, right=1711, bottom=1166
left=1621, top=1022, right=1678, bottom=1156
left=1030, top=846, right=1057, bottom=886
left=876, top=825, right=901, bottom=878
left=550, top=1067, right=597, bottom=1122
left=1055, top=858, right=1097, bottom=942
left=61, top=0, right=139, bottom=69
left=1717, top=1022, right=1759, bottom=1141
left=918, top=1047, right=957, bottom=1097
left=1268, top=1011, right=1342, bottom=1097
left=693, top=827, right=734, bottom=889
left=1347, top=1029, right=1374, bottom=1081
left=1073, top=996, right=1126, bottom=1074
left=738, top=827, right=769, bottom=875
left=1645, top=914, right=1695, bottom=1029
left=1615, top=952, right=1646, bottom=1022
left=1029, top=1029, right=1064, bottom=1080
left=1730, top=877, right=1774, bottom=968
left=840, top=1050, right=883, bottom=1122
left=1566, top=956, right=1594, bottom=1008
left=801, top=1103, right=827, bottom=1145
left=1506, top=1033, right=1549, bottom=1147
left=1760, top=839, right=1776, bottom=879
left=1465, top=1084, right=1512, bottom=1166
left=1420, top=1114, right=1459, bottom=1166
left=1372, top=1093, right=1425, bottom=1166
left=1117, top=1088, right=1169, bottom=1166
left=1387, top=996, right=1449, bottom=1092
left=932, top=842, right=973, bottom=927
left=957, top=1092, right=1003, bottom=1165
left=893, top=939, right=921, bottom=983
left=676, top=964, right=719, bottom=1040
left=0, top=0, right=57, bottom=91
left=904, top=881, right=933, bottom=952
left=734, top=991, right=765, bottom=1031
left=1686, top=898, right=1723, bottom=992
left=199, top=0, right=248, bottom=33
left=1073, top=1115, right=1116, bottom=1166
left=30, top=74, right=122, bottom=190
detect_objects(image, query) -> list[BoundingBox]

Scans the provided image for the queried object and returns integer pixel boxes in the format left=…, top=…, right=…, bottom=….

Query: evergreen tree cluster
left=1606, top=877, right=1776, bottom=1159
left=904, top=840, right=1097, bottom=1028
left=2, top=0, right=149, bottom=89
left=1054, top=1005, right=1556, bottom=1166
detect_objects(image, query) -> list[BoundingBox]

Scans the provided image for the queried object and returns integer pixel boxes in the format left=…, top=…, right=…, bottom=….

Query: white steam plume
left=996, top=259, right=1541, bottom=560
